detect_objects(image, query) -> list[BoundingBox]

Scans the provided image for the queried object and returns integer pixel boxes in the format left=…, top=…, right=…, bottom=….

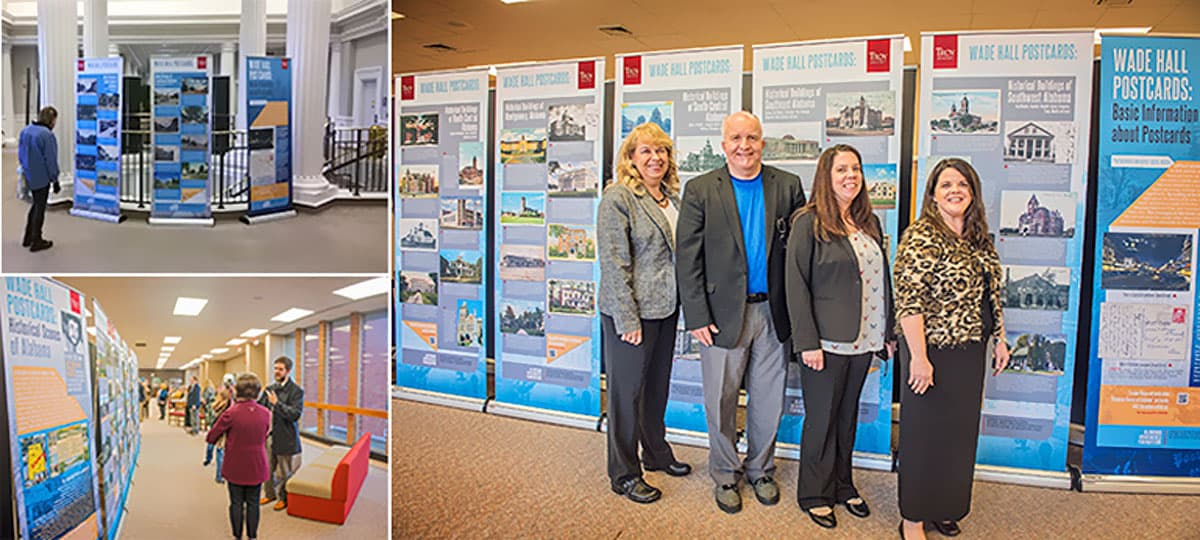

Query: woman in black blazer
left=785, top=144, right=894, bottom=529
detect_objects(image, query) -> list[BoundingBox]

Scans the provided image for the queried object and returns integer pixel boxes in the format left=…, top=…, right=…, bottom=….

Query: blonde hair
left=612, top=123, right=680, bottom=197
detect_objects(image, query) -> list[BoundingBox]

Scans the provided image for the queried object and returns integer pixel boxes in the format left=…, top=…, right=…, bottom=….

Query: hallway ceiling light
left=163, top=336, right=182, bottom=344
left=241, top=328, right=268, bottom=338
left=210, top=347, right=229, bottom=354
left=500, top=0, right=530, bottom=4
left=272, top=307, right=314, bottom=323
left=226, top=338, right=246, bottom=346
left=392, top=11, right=405, bottom=19
left=332, top=277, right=389, bottom=300
left=173, top=297, right=208, bottom=316
left=161, top=345, right=175, bottom=351
left=156, top=359, right=167, bottom=368
left=202, top=354, right=213, bottom=359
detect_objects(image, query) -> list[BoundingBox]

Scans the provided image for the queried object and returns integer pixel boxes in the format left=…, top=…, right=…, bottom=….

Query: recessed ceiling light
left=210, top=347, right=229, bottom=354
left=500, top=0, right=529, bottom=4
left=241, top=328, right=268, bottom=338
left=173, top=297, right=208, bottom=316
left=226, top=338, right=246, bottom=346
left=271, top=307, right=314, bottom=323
left=391, top=11, right=405, bottom=19
left=201, top=354, right=212, bottom=360
left=163, top=336, right=182, bottom=344
left=161, top=346, right=175, bottom=352
left=332, top=277, right=389, bottom=300
left=156, top=359, right=167, bottom=368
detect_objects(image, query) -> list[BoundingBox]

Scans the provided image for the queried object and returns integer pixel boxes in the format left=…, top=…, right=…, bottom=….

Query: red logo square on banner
left=578, top=61, right=596, bottom=90
left=866, top=39, right=890, bottom=73
left=70, top=291, right=81, bottom=314
left=1173, top=308, right=1186, bottom=324
left=933, top=35, right=958, bottom=69
left=623, top=56, right=642, bottom=86
left=197, top=56, right=207, bottom=70
left=77, top=60, right=85, bottom=71
left=281, top=58, right=289, bottom=70
left=400, top=76, right=415, bottom=101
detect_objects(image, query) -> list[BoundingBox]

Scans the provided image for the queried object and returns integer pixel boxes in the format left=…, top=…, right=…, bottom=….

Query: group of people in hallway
left=598, top=111, right=1010, bottom=540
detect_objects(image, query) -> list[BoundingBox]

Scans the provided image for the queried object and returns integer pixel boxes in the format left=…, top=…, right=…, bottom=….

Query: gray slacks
left=263, top=449, right=302, bottom=502
left=700, top=301, right=787, bottom=487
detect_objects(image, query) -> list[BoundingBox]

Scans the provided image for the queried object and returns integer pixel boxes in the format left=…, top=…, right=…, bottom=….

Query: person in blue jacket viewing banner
left=17, top=106, right=62, bottom=252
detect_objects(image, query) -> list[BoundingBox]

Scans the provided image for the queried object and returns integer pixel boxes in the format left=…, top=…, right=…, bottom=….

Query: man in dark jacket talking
left=259, top=356, right=304, bottom=511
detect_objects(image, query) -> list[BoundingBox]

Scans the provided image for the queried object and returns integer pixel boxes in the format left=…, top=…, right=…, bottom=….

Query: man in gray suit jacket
left=676, top=111, right=806, bottom=514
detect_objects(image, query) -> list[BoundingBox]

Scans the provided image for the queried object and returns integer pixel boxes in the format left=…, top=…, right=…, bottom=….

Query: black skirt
left=897, top=287, right=994, bottom=522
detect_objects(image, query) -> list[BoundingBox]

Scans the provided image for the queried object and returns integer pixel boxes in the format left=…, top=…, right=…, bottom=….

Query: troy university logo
left=623, top=55, right=641, bottom=86
left=866, top=39, right=890, bottom=73
left=400, top=75, right=415, bottom=100
left=77, top=59, right=85, bottom=72
left=578, top=61, right=596, bottom=90
left=933, top=35, right=958, bottom=69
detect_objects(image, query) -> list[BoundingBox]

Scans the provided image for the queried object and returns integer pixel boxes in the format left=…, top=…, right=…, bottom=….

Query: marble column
left=83, top=0, right=110, bottom=58
left=3, top=42, right=16, bottom=146
left=237, top=0, right=267, bottom=132
left=38, top=0, right=78, bottom=202
left=327, top=38, right=343, bottom=127
left=288, top=0, right=338, bottom=206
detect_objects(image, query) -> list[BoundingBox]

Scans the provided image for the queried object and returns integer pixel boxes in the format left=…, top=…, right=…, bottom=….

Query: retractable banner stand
left=72, top=57, right=125, bottom=223
left=753, top=35, right=904, bottom=467
left=917, top=30, right=1094, bottom=487
left=150, top=56, right=213, bottom=225
left=1, top=277, right=100, bottom=540
left=490, top=58, right=605, bottom=427
left=93, top=300, right=136, bottom=540
left=614, top=45, right=743, bottom=440
left=394, top=68, right=490, bottom=408
left=1082, top=34, right=1200, bottom=492
left=242, top=56, right=296, bottom=223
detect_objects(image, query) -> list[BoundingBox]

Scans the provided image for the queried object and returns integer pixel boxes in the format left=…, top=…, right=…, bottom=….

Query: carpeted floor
left=393, top=398, right=1200, bottom=539
left=2, top=147, right=387, bottom=273
left=122, top=412, right=388, bottom=539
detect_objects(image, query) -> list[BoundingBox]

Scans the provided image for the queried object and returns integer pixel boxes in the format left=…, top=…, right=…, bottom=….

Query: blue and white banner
left=72, top=57, right=123, bottom=222
left=1082, top=34, right=1200, bottom=478
left=2, top=277, right=100, bottom=540
left=93, top=300, right=137, bottom=540
left=245, top=56, right=293, bottom=217
left=395, top=68, right=490, bottom=402
left=753, top=35, right=905, bottom=460
left=917, top=30, right=1094, bottom=474
left=614, top=45, right=743, bottom=435
left=150, top=56, right=212, bottom=222
left=492, top=58, right=604, bottom=419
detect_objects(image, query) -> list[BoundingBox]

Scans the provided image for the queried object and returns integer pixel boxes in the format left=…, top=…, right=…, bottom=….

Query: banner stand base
left=240, top=209, right=297, bottom=225
left=392, top=386, right=486, bottom=412
left=974, top=464, right=1072, bottom=489
left=69, top=208, right=125, bottom=223
left=664, top=427, right=712, bottom=450
left=487, top=401, right=598, bottom=431
left=1081, top=474, right=1200, bottom=495
left=148, top=216, right=215, bottom=227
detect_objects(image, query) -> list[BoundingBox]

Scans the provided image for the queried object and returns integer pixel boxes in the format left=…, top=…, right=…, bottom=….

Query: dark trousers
left=227, top=482, right=262, bottom=539
left=23, top=186, right=48, bottom=245
left=796, top=351, right=872, bottom=509
left=601, top=310, right=679, bottom=484
left=158, top=403, right=166, bottom=419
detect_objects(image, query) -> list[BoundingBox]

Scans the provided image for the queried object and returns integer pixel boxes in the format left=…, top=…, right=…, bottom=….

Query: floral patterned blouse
left=893, top=216, right=1004, bottom=348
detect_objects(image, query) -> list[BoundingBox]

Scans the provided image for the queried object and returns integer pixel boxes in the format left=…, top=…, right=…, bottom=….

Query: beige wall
left=247, top=342, right=267, bottom=381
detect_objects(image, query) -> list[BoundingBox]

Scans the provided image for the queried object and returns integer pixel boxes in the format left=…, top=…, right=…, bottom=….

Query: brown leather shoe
left=273, top=500, right=287, bottom=511
left=259, top=497, right=276, bottom=505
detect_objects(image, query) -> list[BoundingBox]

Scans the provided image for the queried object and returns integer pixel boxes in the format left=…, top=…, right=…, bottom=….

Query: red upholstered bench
left=287, top=433, right=371, bottom=525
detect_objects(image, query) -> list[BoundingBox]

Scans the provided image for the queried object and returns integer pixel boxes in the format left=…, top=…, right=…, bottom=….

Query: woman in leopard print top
left=894, top=158, right=1011, bottom=540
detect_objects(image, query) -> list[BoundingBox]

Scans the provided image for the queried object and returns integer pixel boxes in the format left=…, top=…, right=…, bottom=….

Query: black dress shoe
left=30, top=240, right=53, bottom=252
left=805, top=508, right=837, bottom=529
left=645, top=461, right=691, bottom=477
left=610, top=477, right=661, bottom=504
left=931, top=520, right=961, bottom=536
left=22, top=239, right=31, bottom=247
left=842, top=498, right=870, bottom=518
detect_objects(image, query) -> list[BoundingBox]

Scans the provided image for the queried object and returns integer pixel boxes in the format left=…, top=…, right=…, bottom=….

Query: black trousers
left=23, top=186, right=48, bottom=245
left=227, top=482, right=262, bottom=539
left=601, top=310, right=679, bottom=484
left=158, top=403, right=166, bottom=419
left=796, top=351, right=872, bottom=509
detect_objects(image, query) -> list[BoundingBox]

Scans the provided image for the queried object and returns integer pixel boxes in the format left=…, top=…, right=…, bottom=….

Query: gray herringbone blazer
left=597, top=182, right=680, bottom=335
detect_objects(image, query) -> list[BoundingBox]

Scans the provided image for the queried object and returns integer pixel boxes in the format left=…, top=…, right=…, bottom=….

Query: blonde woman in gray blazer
left=598, top=122, right=691, bottom=504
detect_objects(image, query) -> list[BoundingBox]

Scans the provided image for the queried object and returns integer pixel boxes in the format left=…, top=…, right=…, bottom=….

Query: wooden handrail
left=303, top=401, right=387, bottom=419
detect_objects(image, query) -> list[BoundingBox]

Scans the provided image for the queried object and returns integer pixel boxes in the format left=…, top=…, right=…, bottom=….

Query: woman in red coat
left=207, top=373, right=272, bottom=540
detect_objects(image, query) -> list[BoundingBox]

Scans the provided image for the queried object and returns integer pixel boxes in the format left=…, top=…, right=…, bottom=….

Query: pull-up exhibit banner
left=918, top=30, right=1093, bottom=480
left=244, top=56, right=295, bottom=221
left=72, top=57, right=125, bottom=223
left=151, top=56, right=213, bottom=225
left=93, top=300, right=137, bottom=540
left=491, top=58, right=604, bottom=425
left=395, top=67, right=490, bottom=405
left=753, top=35, right=905, bottom=463
left=1083, top=35, right=1200, bottom=482
left=2, top=277, right=100, bottom=540
left=615, top=45, right=743, bottom=436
